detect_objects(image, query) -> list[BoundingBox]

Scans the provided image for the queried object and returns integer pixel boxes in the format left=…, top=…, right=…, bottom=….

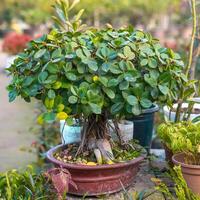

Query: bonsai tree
left=7, top=0, right=186, bottom=164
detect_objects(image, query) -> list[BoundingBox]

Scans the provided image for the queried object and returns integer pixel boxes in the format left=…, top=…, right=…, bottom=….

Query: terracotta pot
left=47, top=144, right=144, bottom=196
left=172, top=153, right=200, bottom=195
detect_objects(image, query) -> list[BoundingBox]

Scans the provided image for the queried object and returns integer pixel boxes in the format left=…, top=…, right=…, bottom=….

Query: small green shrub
left=0, top=166, right=56, bottom=200
left=157, top=121, right=200, bottom=164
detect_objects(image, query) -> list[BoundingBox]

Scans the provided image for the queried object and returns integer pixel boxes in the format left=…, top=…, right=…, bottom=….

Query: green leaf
left=48, top=90, right=55, bottom=99
left=34, top=49, right=46, bottom=59
left=44, top=75, right=58, bottom=84
left=47, top=63, right=59, bottom=74
left=149, top=58, right=157, bottom=68
left=83, top=59, right=98, bottom=71
left=70, top=86, right=78, bottom=95
left=158, top=85, right=169, bottom=95
left=111, top=102, right=124, bottom=114
left=43, top=112, right=56, bottom=123
left=110, top=64, right=122, bottom=74
left=108, top=79, right=119, bottom=87
left=144, top=74, right=157, bottom=87
left=99, top=77, right=108, bottom=87
left=8, top=90, right=17, bottom=102
left=127, top=95, right=138, bottom=105
left=140, top=59, right=148, bottom=66
left=68, top=96, right=78, bottom=104
left=124, top=73, right=136, bottom=82
left=38, top=71, right=48, bottom=83
left=119, top=81, right=129, bottom=90
left=89, top=103, right=101, bottom=114
left=23, top=77, right=34, bottom=87
left=103, top=88, right=115, bottom=99
left=140, top=98, right=152, bottom=108
left=132, top=104, right=141, bottom=115
left=63, top=63, right=72, bottom=72
left=65, top=73, right=77, bottom=81
left=102, top=62, right=110, bottom=72
left=76, top=49, right=85, bottom=59
left=159, top=72, right=171, bottom=83
left=52, top=48, right=62, bottom=59
left=66, top=117, right=74, bottom=126
left=124, top=46, right=135, bottom=60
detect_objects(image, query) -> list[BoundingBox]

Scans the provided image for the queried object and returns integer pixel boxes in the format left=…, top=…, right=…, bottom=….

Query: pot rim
left=172, top=152, right=200, bottom=169
left=47, top=144, right=145, bottom=170
left=163, top=103, right=200, bottom=113
left=141, top=103, right=159, bottom=114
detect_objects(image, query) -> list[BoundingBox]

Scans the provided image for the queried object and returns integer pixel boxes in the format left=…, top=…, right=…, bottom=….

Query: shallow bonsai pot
left=172, top=152, right=200, bottom=195
left=163, top=103, right=200, bottom=122
left=47, top=144, right=145, bottom=196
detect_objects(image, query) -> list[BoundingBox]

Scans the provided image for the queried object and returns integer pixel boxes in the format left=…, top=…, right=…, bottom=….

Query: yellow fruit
left=56, top=112, right=69, bottom=120
left=57, top=104, right=65, bottom=112
left=37, top=114, right=44, bottom=125
left=86, top=162, right=97, bottom=166
left=53, top=81, right=62, bottom=89
left=92, top=75, right=99, bottom=82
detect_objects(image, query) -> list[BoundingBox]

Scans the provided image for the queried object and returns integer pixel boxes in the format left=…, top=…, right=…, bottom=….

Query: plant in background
left=168, top=0, right=199, bottom=123
left=157, top=121, right=200, bottom=165
left=2, top=32, right=32, bottom=55
left=7, top=0, right=187, bottom=164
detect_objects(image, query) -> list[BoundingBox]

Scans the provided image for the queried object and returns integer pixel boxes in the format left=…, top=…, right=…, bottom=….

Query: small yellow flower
left=37, top=115, right=44, bottom=125
left=56, top=112, right=69, bottom=120
left=93, top=75, right=99, bottom=82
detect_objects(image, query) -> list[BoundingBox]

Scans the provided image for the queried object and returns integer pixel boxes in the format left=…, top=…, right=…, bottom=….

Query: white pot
left=109, top=120, right=134, bottom=142
left=60, top=120, right=82, bottom=144
left=163, top=103, right=200, bottom=122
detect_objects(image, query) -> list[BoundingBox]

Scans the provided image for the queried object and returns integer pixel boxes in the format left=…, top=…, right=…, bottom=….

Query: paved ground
left=0, top=53, right=37, bottom=172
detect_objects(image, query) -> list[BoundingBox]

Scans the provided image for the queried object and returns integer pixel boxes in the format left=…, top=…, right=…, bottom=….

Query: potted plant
left=163, top=0, right=199, bottom=124
left=7, top=0, right=186, bottom=196
left=158, top=121, right=200, bottom=195
left=163, top=100, right=200, bottom=122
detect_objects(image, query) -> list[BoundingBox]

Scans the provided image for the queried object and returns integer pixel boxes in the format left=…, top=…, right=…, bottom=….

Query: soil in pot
left=54, top=140, right=144, bottom=165
left=47, top=141, right=145, bottom=196
left=172, top=153, right=200, bottom=195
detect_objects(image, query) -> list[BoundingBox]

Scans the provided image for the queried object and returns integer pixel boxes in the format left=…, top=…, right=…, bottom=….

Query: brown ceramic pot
left=47, top=144, right=144, bottom=196
left=172, top=152, right=200, bottom=195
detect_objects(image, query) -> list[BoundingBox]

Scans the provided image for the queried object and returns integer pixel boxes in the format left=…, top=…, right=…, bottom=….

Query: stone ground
left=0, top=52, right=37, bottom=172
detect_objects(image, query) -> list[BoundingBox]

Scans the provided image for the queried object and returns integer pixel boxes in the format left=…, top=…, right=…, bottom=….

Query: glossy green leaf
left=68, top=96, right=78, bottom=104
left=127, top=95, right=138, bottom=105
left=48, top=89, right=56, bottom=99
